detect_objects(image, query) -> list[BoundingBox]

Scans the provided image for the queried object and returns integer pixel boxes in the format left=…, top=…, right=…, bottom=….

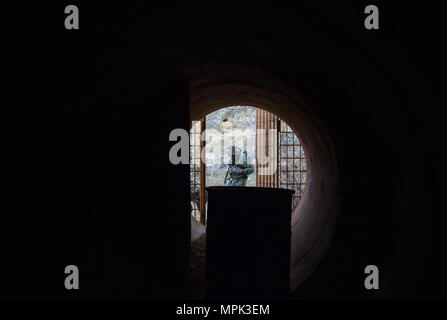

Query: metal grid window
left=190, top=121, right=201, bottom=222
left=279, top=121, right=307, bottom=210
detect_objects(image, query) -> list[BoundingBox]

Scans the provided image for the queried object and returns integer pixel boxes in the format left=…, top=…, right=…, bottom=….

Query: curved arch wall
left=188, top=65, right=339, bottom=290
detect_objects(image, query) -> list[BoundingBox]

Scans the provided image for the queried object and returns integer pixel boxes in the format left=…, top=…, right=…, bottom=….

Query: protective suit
left=224, top=151, right=254, bottom=186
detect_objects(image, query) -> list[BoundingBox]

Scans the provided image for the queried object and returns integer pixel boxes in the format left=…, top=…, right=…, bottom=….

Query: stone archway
left=188, top=64, right=339, bottom=290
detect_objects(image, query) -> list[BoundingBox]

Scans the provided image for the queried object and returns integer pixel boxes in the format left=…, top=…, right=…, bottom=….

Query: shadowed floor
left=185, top=233, right=206, bottom=298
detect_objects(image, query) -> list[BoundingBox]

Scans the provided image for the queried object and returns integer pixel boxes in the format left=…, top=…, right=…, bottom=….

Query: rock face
left=205, top=106, right=257, bottom=187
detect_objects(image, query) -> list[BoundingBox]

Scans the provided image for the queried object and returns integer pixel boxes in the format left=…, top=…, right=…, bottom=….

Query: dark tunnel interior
left=3, top=1, right=446, bottom=299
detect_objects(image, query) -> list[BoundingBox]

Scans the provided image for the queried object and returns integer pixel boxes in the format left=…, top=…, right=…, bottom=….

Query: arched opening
left=188, top=105, right=309, bottom=297
left=185, top=64, right=340, bottom=297
left=190, top=105, right=308, bottom=225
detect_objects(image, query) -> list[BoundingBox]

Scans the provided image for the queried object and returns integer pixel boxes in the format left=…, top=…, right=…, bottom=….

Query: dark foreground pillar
left=205, top=186, right=294, bottom=299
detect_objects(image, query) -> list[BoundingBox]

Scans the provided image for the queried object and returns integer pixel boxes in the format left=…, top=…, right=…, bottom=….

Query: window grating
left=255, top=108, right=279, bottom=188
left=279, top=121, right=307, bottom=210
left=190, top=120, right=201, bottom=222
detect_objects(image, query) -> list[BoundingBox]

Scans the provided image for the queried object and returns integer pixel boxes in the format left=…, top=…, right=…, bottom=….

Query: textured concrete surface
left=189, top=65, right=339, bottom=292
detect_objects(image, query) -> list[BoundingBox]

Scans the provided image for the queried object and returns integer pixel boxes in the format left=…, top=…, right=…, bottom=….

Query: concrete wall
left=189, top=66, right=339, bottom=292
left=6, top=1, right=445, bottom=298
